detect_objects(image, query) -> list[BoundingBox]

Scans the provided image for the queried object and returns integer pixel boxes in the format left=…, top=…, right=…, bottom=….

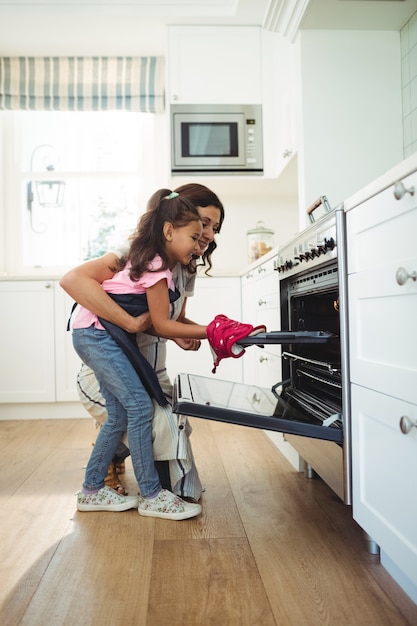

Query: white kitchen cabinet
left=346, top=169, right=417, bottom=603
left=240, top=252, right=281, bottom=386
left=167, top=26, right=262, bottom=105
left=240, top=250, right=300, bottom=470
left=166, top=275, right=243, bottom=383
left=54, top=285, right=83, bottom=402
left=166, top=26, right=298, bottom=180
left=0, top=280, right=56, bottom=403
left=0, top=280, right=82, bottom=416
left=265, top=32, right=298, bottom=179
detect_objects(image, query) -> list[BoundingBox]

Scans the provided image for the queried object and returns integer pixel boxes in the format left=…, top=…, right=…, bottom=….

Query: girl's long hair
left=173, top=183, right=225, bottom=274
left=125, top=189, right=201, bottom=281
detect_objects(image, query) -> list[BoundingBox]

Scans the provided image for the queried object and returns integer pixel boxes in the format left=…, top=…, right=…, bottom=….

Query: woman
left=60, top=183, right=224, bottom=514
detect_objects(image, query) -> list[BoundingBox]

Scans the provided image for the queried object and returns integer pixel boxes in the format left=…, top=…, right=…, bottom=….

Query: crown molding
left=263, top=0, right=310, bottom=41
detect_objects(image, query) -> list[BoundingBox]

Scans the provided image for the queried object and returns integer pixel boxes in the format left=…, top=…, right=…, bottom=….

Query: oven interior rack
left=237, top=330, right=335, bottom=346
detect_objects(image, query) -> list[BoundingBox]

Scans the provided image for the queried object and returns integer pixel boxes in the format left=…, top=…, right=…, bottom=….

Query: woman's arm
left=59, top=253, right=151, bottom=334
left=146, top=280, right=207, bottom=340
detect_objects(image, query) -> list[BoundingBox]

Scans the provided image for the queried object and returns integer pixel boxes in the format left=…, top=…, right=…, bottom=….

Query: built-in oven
left=172, top=201, right=351, bottom=504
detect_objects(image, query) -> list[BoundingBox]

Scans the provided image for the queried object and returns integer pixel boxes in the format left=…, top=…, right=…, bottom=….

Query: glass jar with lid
left=247, top=221, right=275, bottom=264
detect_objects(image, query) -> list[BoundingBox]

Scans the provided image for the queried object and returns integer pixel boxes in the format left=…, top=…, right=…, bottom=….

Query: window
left=1, top=110, right=157, bottom=275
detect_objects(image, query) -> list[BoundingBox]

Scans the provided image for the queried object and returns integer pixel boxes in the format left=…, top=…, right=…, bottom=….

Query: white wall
left=296, top=29, right=404, bottom=223
left=206, top=191, right=298, bottom=276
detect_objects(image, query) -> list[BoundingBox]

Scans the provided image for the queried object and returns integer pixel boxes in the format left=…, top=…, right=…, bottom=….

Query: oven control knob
left=304, top=251, right=312, bottom=261
left=310, top=248, right=319, bottom=258
left=317, top=245, right=326, bottom=256
left=285, top=260, right=293, bottom=270
left=324, top=237, right=335, bottom=250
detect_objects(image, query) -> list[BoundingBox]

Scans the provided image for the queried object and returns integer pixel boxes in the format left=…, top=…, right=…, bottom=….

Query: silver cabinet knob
left=396, top=267, right=417, bottom=286
left=399, top=415, right=417, bottom=435
left=258, top=298, right=266, bottom=306
left=45, top=282, right=52, bottom=288
left=393, top=181, right=415, bottom=200
left=259, top=355, right=268, bottom=363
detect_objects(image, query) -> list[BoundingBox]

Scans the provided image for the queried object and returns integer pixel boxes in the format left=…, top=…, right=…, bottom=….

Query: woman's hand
left=173, top=337, right=202, bottom=351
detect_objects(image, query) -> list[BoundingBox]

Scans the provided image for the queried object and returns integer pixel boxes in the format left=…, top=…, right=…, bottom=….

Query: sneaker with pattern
left=138, top=489, right=202, bottom=520
left=77, top=485, right=139, bottom=512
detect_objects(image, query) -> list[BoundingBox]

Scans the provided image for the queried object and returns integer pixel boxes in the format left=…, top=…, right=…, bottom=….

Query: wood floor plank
left=148, top=537, right=276, bottom=626
left=0, top=418, right=416, bottom=626
left=153, top=417, right=246, bottom=541
left=211, top=420, right=417, bottom=625
left=17, top=511, right=154, bottom=626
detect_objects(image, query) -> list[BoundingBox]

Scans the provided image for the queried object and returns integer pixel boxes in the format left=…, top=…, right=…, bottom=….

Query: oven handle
left=307, top=195, right=332, bottom=223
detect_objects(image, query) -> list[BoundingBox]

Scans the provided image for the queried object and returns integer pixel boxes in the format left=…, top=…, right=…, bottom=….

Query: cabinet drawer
left=347, top=171, right=417, bottom=274
left=351, top=384, right=417, bottom=590
left=254, top=348, right=282, bottom=388
left=348, top=265, right=417, bottom=405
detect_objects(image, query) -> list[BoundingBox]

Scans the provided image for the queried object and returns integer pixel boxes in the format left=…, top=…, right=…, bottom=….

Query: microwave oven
left=171, top=104, right=263, bottom=176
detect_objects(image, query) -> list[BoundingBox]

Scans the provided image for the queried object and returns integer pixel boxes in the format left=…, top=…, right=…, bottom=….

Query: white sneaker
left=77, top=486, right=139, bottom=512
left=138, top=489, right=202, bottom=520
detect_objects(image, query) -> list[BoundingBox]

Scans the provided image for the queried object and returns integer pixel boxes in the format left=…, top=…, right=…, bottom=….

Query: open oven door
left=172, top=331, right=343, bottom=445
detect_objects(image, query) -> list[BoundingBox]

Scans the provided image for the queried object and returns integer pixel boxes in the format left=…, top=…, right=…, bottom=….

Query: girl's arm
left=146, top=280, right=207, bottom=340
left=59, top=253, right=151, bottom=334
left=172, top=298, right=201, bottom=350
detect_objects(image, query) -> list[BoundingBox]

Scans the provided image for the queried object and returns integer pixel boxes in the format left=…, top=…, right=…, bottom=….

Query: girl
left=71, top=189, right=209, bottom=521
left=72, top=183, right=224, bottom=501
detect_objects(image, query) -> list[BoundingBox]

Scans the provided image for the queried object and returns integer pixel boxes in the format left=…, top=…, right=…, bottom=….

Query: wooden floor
left=0, top=418, right=416, bottom=626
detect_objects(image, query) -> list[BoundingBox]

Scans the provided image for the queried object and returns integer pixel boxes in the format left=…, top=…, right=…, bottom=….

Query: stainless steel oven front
left=173, top=203, right=351, bottom=504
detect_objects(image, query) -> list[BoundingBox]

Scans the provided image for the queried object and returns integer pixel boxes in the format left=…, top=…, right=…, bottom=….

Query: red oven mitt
left=206, top=314, right=267, bottom=374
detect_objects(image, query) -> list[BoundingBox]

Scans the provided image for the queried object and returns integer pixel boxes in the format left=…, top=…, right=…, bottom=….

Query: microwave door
left=173, top=112, right=246, bottom=168
left=172, top=373, right=343, bottom=444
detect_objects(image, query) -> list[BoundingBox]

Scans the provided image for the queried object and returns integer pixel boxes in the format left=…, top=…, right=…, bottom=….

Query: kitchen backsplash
left=401, top=10, right=417, bottom=157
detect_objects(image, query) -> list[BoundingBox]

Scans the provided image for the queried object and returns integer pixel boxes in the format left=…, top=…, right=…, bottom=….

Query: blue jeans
left=73, top=326, right=161, bottom=497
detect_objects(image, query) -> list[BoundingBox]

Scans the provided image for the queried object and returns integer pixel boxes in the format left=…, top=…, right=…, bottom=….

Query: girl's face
left=196, top=205, right=221, bottom=255
left=164, top=219, right=202, bottom=267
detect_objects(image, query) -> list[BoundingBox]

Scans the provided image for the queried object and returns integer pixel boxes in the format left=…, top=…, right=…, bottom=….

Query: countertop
left=343, top=151, right=417, bottom=212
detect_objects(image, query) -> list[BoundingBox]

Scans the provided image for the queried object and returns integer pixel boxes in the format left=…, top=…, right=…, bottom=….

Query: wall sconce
left=27, top=144, right=66, bottom=233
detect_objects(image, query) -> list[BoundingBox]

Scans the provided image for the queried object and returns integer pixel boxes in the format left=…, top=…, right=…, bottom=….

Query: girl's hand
left=173, top=337, right=202, bottom=351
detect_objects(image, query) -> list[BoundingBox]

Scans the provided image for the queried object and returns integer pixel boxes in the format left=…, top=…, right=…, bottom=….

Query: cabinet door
left=167, top=26, right=262, bottom=104
left=241, top=255, right=282, bottom=385
left=265, top=32, right=297, bottom=178
left=241, top=269, right=258, bottom=384
left=347, top=171, right=417, bottom=275
left=351, top=383, right=417, bottom=592
left=347, top=175, right=417, bottom=405
left=348, top=262, right=417, bottom=405
left=0, top=281, right=55, bottom=402
left=54, top=284, right=82, bottom=402
left=166, top=276, right=243, bottom=383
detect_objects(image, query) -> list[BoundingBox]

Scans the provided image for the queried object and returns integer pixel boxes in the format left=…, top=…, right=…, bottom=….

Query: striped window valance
left=0, top=56, right=165, bottom=112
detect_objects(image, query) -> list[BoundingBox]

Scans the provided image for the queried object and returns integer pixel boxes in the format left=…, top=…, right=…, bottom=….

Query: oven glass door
left=173, top=372, right=343, bottom=444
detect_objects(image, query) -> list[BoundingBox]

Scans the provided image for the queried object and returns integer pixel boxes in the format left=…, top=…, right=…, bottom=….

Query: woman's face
left=196, top=205, right=221, bottom=256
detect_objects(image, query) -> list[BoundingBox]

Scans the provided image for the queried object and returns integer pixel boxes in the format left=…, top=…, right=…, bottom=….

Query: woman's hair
left=125, top=189, right=202, bottom=281
left=173, top=183, right=225, bottom=274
